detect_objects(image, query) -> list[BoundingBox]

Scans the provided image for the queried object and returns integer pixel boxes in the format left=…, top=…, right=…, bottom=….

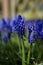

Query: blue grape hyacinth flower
left=39, top=29, right=43, bottom=40
left=28, top=20, right=34, bottom=31
left=34, top=20, right=43, bottom=39
left=0, top=21, right=3, bottom=32
left=1, top=18, right=10, bottom=31
left=16, top=15, right=26, bottom=39
left=10, top=15, right=17, bottom=32
left=1, top=18, right=12, bottom=40
left=28, top=20, right=35, bottom=43
left=28, top=31, right=36, bottom=43
left=28, top=19, right=43, bottom=43
left=6, top=24, right=12, bottom=39
left=2, top=32, right=8, bottom=43
left=28, top=20, right=37, bottom=43
left=3, top=35, right=8, bottom=43
left=34, top=20, right=42, bottom=32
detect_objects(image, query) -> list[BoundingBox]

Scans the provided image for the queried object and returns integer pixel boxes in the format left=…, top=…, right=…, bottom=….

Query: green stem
left=27, top=43, right=32, bottom=65
left=27, top=44, right=31, bottom=65
left=21, top=38, right=26, bottom=65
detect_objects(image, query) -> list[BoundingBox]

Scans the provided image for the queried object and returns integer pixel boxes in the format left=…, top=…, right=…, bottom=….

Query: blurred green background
left=0, top=0, right=43, bottom=20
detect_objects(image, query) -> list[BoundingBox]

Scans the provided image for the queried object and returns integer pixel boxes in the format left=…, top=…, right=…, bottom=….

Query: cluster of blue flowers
left=0, top=15, right=26, bottom=43
left=28, top=20, right=43, bottom=43
left=0, top=15, right=43, bottom=43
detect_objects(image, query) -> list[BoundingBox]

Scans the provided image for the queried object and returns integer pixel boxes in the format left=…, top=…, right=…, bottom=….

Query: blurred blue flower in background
left=28, top=20, right=35, bottom=43
left=3, top=35, right=8, bottom=43
left=2, top=32, right=8, bottom=43
left=6, top=25, right=12, bottom=39
left=39, top=29, right=43, bottom=40
left=28, top=19, right=43, bottom=43
left=0, top=21, right=2, bottom=32
left=28, top=31, right=35, bottom=43
left=0, top=17, right=12, bottom=42
left=1, top=18, right=10, bottom=31
left=34, top=20, right=42, bottom=32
